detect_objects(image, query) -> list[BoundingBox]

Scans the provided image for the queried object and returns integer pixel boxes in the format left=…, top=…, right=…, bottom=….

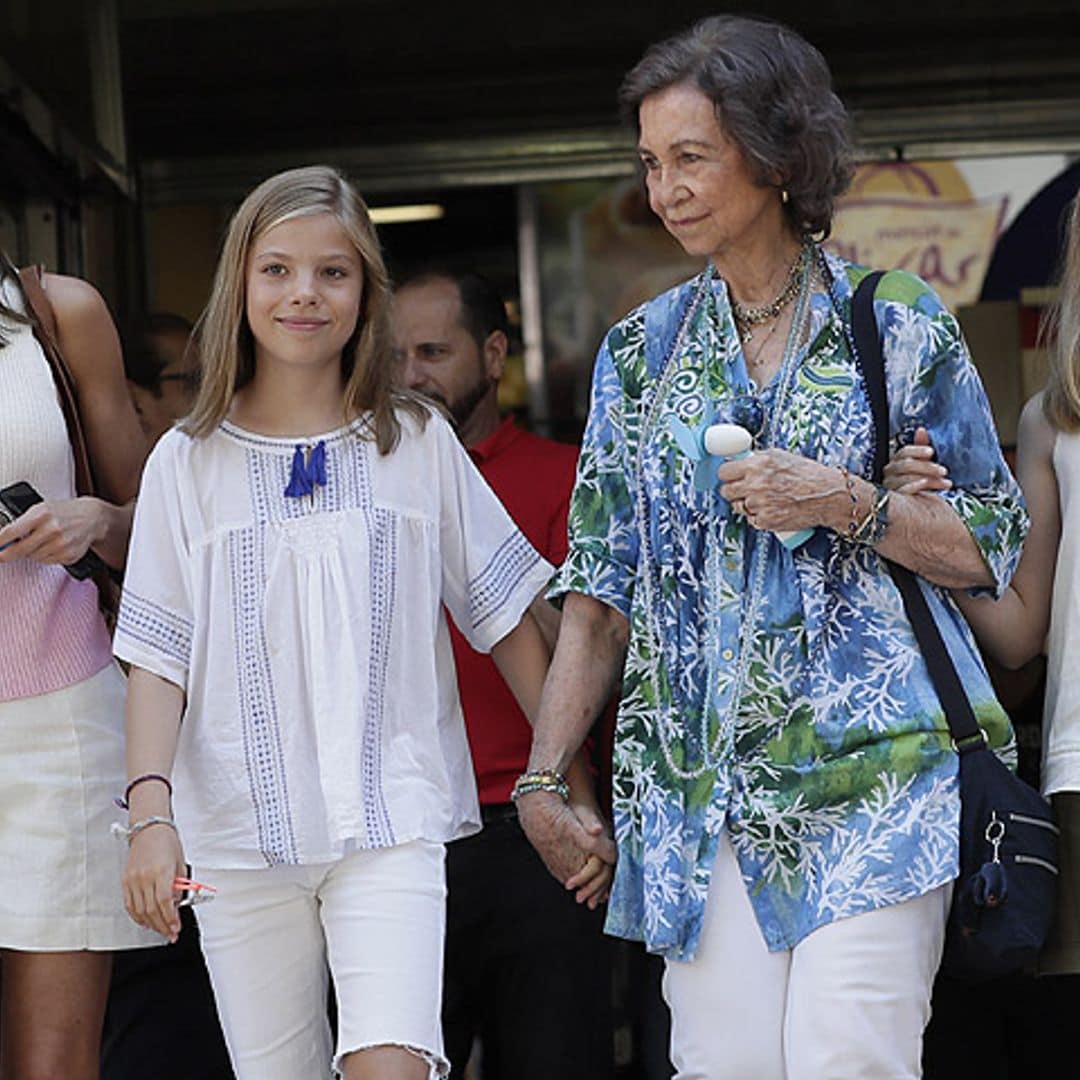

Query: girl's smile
left=245, top=212, right=363, bottom=372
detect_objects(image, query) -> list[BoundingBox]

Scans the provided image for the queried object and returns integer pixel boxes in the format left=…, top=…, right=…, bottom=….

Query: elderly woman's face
left=638, top=81, right=783, bottom=262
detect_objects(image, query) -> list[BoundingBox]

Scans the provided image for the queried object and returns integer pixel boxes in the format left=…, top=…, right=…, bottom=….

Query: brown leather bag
left=16, top=265, right=121, bottom=621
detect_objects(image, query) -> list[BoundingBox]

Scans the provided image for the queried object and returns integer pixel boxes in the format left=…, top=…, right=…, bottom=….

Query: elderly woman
left=515, top=15, right=1028, bottom=1080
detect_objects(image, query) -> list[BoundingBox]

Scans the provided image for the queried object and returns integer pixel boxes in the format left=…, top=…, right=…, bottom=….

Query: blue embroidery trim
left=350, top=440, right=395, bottom=847
left=468, top=532, right=543, bottom=630
left=232, top=453, right=300, bottom=866
left=116, top=591, right=193, bottom=666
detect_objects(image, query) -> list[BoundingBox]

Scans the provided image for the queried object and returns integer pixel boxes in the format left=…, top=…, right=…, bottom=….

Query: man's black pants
left=443, top=808, right=614, bottom=1079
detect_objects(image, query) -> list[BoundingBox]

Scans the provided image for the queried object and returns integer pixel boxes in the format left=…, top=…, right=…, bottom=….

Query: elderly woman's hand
left=517, top=789, right=617, bottom=905
left=717, top=448, right=850, bottom=534
left=883, top=427, right=952, bottom=495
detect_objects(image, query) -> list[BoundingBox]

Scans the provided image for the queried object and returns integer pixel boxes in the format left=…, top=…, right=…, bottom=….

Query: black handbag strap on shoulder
left=849, top=271, right=985, bottom=754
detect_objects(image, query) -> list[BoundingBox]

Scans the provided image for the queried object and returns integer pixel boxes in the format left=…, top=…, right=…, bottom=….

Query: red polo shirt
left=450, top=416, right=579, bottom=804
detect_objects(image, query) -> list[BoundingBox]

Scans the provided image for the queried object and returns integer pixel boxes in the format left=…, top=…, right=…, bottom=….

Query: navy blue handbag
left=850, top=270, right=1058, bottom=980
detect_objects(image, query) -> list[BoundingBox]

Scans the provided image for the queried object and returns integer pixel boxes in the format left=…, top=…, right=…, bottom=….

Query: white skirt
left=0, top=663, right=161, bottom=951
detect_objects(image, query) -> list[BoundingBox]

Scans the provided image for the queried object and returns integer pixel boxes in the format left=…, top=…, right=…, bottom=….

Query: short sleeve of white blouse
left=114, top=409, right=553, bottom=870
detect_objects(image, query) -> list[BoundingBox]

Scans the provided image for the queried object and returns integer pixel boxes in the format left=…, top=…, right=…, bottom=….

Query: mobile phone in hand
left=0, top=480, right=106, bottom=579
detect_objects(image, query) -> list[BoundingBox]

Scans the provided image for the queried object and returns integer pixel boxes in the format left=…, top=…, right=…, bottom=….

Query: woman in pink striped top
left=0, top=254, right=157, bottom=1078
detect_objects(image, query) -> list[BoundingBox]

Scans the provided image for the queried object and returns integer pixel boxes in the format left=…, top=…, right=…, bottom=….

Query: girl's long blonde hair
left=183, top=164, right=426, bottom=451
left=1043, top=193, right=1080, bottom=433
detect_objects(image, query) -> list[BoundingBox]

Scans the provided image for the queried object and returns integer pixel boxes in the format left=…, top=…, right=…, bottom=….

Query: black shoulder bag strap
left=850, top=271, right=985, bottom=753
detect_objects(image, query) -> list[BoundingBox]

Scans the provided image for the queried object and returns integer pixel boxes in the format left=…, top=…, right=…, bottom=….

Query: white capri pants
left=194, top=839, right=449, bottom=1079
left=663, top=832, right=951, bottom=1080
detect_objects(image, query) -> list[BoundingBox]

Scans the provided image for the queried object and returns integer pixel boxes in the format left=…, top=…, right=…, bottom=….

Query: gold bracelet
left=838, top=466, right=860, bottom=537
left=850, top=486, right=890, bottom=545
left=511, top=769, right=570, bottom=803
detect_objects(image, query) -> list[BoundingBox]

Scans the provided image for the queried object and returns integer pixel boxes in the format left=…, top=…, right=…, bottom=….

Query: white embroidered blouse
left=114, top=409, right=552, bottom=870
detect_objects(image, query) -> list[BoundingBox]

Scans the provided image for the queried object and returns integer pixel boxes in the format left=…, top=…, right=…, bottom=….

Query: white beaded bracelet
left=110, top=815, right=178, bottom=845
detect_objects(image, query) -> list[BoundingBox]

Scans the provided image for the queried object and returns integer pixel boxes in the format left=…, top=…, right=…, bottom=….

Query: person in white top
left=0, top=252, right=154, bottom=1078
left=113, top=165, right=609, bottom=1080
left=887, top=191, right=1080, bottom=977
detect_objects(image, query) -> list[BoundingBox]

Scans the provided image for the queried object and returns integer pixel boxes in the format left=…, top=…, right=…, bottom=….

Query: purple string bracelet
left=114, top=772, right=173, bottom=810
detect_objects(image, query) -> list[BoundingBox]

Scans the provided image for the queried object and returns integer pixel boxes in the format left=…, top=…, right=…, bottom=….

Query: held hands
left=883, top=427, right=952, bottom=494
left=565, top=792, right=615, bottom=907
left=517, top=790, right=616, bottom=910
left=0, top=496, right=103, bottom=566
left=122, top=822, right=187, bottom=943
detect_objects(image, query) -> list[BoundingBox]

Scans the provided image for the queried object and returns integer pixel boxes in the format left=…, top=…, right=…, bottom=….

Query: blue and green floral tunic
left=553, top=249, right=1027, bottom=962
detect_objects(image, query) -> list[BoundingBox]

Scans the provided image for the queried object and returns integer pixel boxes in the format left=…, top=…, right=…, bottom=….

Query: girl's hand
left=883, top=427, right=952, bottom=495
left=122, top=823, right=186, bottom=943
left=565, top=852, right=614, bottom=908
left=563, top=798, right=615, bottom=909
left=0, top=497, right=104, bottom=566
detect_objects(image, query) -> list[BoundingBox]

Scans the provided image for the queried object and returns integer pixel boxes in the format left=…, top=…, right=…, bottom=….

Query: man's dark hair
left=123, top=312, right=194, bottom=394
left=397, top=268, right=509, bottom=349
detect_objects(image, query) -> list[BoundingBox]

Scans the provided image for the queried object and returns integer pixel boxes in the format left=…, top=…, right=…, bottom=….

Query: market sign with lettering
left=825, top=162, right=1009, bottom=312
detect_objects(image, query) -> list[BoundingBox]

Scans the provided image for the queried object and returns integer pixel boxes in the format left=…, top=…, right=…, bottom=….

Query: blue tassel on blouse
left=284, top=440, right=327, bottom=498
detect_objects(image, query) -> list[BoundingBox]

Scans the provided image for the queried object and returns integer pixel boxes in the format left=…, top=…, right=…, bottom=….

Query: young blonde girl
left=889, top=191, right=1080, bottom=974
left=115, top=165, right=606, bottom=1080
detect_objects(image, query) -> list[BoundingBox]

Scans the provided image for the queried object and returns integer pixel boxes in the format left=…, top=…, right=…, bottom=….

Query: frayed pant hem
left=335, top=1042, right=449, bottom=1079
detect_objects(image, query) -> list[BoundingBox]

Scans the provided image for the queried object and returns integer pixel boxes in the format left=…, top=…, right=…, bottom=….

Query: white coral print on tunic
left=554, top=251, right=1026, bottom=960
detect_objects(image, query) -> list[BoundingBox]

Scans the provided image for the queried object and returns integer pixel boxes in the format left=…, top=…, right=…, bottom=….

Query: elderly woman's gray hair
left=619, top=15, right=853, bottom=239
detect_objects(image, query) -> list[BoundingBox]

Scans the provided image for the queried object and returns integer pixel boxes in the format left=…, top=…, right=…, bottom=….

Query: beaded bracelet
left=838, top=466, right=860, bottom=538
left=114, top=772, right=173, bottom=811
left=511, top=769, right=570, bottom=803
left=850, top=486, right=891, bottom=546
left=110, top=816, right=178, bottom=845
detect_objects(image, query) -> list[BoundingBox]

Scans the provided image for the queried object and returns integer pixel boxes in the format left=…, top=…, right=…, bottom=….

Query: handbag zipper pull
left=985, top=810, right=1005, bottom=863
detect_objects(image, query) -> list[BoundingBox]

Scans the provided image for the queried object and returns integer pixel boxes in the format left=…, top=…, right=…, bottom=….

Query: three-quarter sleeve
left=550, top=331, right=640, bottom=617
left=435, top=419, right=554, bottom=654
left=880, top=271, right=1029, bottom=597
left=113, top=433, right=195, bottom=688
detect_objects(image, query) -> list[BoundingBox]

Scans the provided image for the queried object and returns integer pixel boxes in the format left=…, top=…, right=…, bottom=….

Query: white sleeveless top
left=0, top=279, right=112, bottom=701
left=1043, top=428, right=1080, bottom=794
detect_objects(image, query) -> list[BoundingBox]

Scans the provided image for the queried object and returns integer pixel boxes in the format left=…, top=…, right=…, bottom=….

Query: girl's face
left=245, top=212, right=364, bottom=376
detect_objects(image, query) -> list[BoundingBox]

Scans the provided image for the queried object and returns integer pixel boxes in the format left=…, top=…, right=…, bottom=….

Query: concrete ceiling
left=113, top=0, right=1080, bottom=159
left=2, top=0, right=1080, bottom=202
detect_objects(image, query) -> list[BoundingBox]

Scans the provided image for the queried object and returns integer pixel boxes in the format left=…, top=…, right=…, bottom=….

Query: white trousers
left=663, top=833, right=950, bottom=1080
left=195, top=840, right=448, bottom=1079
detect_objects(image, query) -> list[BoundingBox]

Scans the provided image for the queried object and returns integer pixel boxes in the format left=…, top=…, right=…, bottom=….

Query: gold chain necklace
left=730, top=244, right=808, bottom=344
left=744, top=317, right=781, bottom=367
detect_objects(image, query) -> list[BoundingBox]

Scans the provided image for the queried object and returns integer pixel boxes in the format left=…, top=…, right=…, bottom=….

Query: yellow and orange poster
left=826, top=161, right=1009, bottom=312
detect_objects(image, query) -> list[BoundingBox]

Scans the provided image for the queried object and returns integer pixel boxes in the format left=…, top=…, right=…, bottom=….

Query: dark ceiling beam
left=114, top=0, right=1080, bottom=196
left=0, top=56, right=130, bottom=201
left=139, top=94, right=1080, bottom=207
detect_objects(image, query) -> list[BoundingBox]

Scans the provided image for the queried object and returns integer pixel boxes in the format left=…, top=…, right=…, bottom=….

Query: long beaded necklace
left=633, top=243, right=816, bottom=781
left=817, top=251, right=879, bottom=480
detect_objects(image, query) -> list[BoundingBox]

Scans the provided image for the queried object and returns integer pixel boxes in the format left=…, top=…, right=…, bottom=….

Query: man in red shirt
left=393, top=270, right=613, bottom=1079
